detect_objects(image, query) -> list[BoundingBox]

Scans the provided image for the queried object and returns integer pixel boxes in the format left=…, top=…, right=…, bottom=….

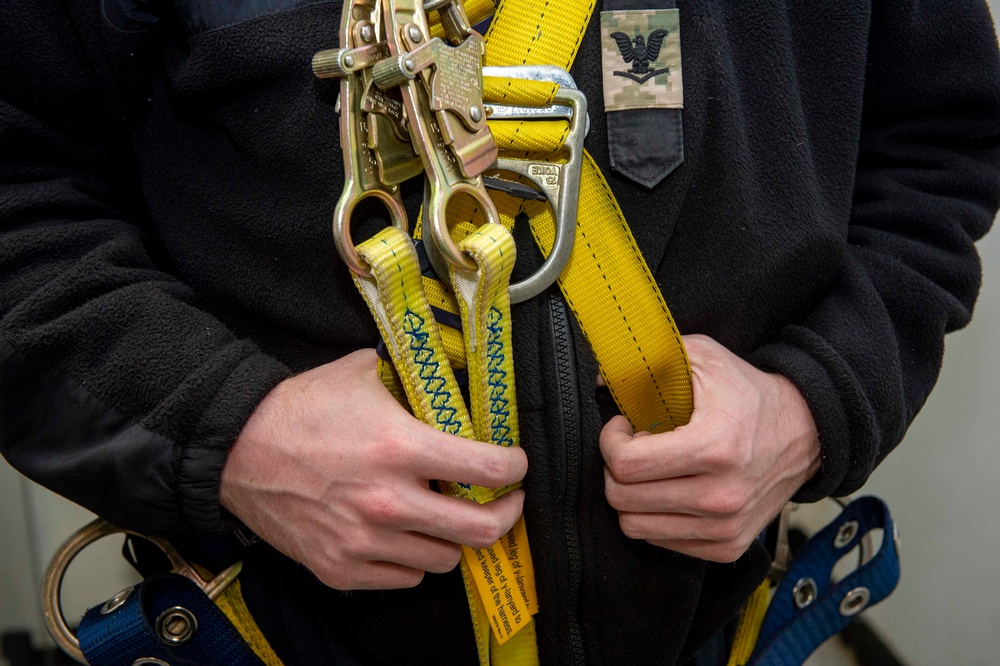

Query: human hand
left=600, top=334, right=821, bottom=563
left=219, top=349, right=527, bottom=589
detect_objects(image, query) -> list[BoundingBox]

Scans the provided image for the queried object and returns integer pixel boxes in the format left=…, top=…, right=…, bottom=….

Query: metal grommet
left=834, top=520, right=859, bottom=548
left=793, top=577, right=817, bottom=609
left=155, top=606, right=198, bottom=645
left=839, top=587, right=871, bottom=617
left=100, top=586, right=134, bottom=615
left=132, top=659, right=170, bottom=666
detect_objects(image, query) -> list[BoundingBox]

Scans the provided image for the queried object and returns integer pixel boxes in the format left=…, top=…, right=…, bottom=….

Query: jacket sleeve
left=0, top=2, right=289, bottom=536
left=749, top=0, right=1000, bottom=500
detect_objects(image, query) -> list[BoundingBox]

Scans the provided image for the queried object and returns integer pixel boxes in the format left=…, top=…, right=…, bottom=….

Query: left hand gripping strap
left=747, top=497, right=901, bottom=666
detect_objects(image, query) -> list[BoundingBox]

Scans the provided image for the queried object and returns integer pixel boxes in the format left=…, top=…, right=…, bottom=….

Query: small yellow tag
left=462, top=539, right=534, bottom=644
left=501, top=516, right=537, bottom=614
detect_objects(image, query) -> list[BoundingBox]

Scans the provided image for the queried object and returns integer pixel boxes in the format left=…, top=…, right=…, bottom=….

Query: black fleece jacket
left=2, top=1, right=999, bottom=664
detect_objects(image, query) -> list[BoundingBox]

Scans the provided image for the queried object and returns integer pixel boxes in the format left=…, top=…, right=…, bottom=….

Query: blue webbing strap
left=77, top=573, right=265, bottom=666
left=748, top=496, right=901, bottom=666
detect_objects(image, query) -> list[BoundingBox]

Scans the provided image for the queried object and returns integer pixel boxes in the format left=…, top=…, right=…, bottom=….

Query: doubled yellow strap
left=351, top=227, right=538, bottom=662
left=451, top=226, right=540, bottom=661
left=352, top=226, right=512, bottom=502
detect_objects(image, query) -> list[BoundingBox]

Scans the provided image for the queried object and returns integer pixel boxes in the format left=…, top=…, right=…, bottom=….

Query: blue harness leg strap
left=748, top=496, right=901, bottom=666
left=77, top=573, right=265, bottom=666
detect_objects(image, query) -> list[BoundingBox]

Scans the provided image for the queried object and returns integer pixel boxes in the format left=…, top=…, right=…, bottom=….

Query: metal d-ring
left=41, top=519, right=242, bottom=665
left=423, top=71, right=587, bottom=303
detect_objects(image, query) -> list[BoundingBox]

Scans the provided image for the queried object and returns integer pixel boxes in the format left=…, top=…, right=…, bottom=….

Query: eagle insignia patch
left=601, top=9, right=682, bottom=112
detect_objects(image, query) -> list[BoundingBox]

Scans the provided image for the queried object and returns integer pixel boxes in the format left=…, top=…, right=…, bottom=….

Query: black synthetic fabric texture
left=2, top=0, right=1000, bottom=664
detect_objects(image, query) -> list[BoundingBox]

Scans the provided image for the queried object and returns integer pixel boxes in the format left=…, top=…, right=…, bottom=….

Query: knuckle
left=709, top=516, right=744, bottom=542
left=608, top=449, right=642, bottom=483
left=397, top=570, right=426, bottom=589
left=702, top=434, right=738, bottom=471
left=711, top=542, right=747, bottom=564
left=427, top=545, right=463, bottom=573
left=604, top=479, right=632, bottom=511
left=360, top=488, right=404, bottom=526
left=371, top=430, right=414, bottom=465
left=618, top=513, right=646, bottom=541
left=468, top=513, right=506, bottom=549
left=479, top=448, right=513, bottom=487
left=339, top=526, right=374, bottom=560
left=701, top=486, right=746, bottom=517
left=315, top=563, right=357, bottom=590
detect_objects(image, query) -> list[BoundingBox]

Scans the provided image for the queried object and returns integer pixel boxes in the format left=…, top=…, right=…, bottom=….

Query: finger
left=404, top=488, right=526, bottom=549
left=600, top=416, right=726, bottom=484
left=603, top=468, right=731, bottom=516
left=646, top=538, right=751, bottom=565
left=616, top=510, right=746, bottom=544
left=317, top=560, right=427, bottom=591
left=410, top=433, right=528, bottom=489
left=373, top=531, right=463, bottom=574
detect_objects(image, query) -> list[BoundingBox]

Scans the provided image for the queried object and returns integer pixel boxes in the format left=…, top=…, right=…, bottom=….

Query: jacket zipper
left=548, top=295, right=586, bottom=665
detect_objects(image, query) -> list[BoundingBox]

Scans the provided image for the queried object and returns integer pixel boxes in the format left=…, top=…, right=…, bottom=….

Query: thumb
left=599, top=415, right=635, bottom=460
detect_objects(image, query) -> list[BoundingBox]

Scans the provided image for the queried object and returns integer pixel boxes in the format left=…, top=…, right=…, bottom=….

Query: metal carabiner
left=423, top=66, right=588, bottom=303
left=41, top=519, right=241, bottom=665
left=314, top=0, right=412, bottom=276
left=372, top=0, right=500, bottom=272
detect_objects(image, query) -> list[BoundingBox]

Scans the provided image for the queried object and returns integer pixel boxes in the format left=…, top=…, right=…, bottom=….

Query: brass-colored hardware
left=41, top=519, right=241, bottom=665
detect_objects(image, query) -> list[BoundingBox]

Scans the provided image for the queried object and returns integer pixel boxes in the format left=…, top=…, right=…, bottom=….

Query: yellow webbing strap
left=483, top=77, right=560, bottom=108
left=451, top=226, right=540, bottom=664
left=481, top=0, right=694, bottom=434
left=517, top=153, right=693, bottom=432
left=214, top=581, right=286, bottom=666
left=350, top=226, right=538, bottom=664
left=726, top=579, right=771, bottom=666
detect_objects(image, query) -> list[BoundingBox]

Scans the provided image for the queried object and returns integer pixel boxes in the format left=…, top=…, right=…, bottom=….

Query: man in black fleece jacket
left=2, top=1, right=999, bottom=664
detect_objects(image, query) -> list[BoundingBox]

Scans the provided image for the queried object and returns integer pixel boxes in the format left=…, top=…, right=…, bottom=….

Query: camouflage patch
left=601, top=9, right=682, bottom=112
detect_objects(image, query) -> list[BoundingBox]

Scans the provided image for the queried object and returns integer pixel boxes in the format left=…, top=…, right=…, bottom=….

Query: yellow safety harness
left=43, top=1, right=801, bottom=664
left=318, top=0, right=701, bottom=664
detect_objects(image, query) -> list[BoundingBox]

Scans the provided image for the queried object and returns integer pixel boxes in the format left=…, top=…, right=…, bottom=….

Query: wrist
left=767, top=373, right=822, bottom=490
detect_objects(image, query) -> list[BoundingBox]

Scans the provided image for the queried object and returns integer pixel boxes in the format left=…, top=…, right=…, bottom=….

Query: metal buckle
left=41, top=519, right=241, bottom=664
left=483, top=65, right=592, bottom=136
left=423, top=65, right=588, bottom=303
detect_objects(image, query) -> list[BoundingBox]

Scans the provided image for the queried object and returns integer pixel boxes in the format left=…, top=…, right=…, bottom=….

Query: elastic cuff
left=177, top=348, right=289, bottom=533
left=748, top=332, right=852, bottom=503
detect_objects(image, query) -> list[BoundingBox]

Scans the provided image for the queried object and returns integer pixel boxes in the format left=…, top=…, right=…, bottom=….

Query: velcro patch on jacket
left=601, top=9, right=683, bottom=112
